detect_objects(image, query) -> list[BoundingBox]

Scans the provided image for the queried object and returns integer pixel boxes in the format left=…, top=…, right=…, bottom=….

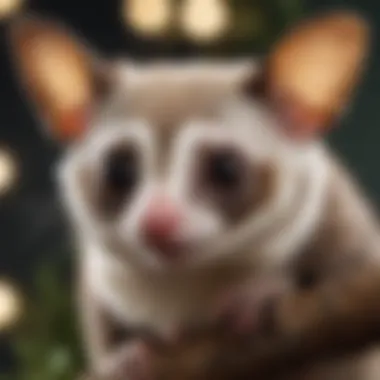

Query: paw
left=157, top=321, right=207, bottom=348
left=101, top=340, right=153, bottom=380
left=215, top=278, right=287, bottom=336
left=158, top=324, right=195, bottom=347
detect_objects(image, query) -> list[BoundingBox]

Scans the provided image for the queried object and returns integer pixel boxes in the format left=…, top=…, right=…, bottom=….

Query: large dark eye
left=204, top=148, right=244, bottom=191
left=104, top=146, right=139, bottom=195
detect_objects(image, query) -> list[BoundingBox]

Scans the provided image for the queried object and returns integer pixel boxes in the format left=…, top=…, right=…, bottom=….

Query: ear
left=8, top=15, right=114, bottom=143
left=247, top=11, right=371, bottom=140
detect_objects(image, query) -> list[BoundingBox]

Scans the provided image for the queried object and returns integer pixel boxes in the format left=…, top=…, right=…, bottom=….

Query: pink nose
left=141, top=197, right=182, bottom=254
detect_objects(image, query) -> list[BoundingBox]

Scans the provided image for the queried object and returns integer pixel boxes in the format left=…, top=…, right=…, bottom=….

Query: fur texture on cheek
left=112, top=184, right=162, bottom=265
left=177, top=203, right=225, bottom=248
left=56, top=153, right=100, bottom=239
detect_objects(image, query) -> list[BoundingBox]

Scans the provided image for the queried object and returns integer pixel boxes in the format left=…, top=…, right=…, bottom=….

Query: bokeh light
left=0, top=148, right=18, bottom=197
left=123, top=0, right=172, bottom=37
left=0, top=280, right=22, bottom=331
left=0, top=0, right=24, bottom=19
left=180, top=0, right=230, bottom=43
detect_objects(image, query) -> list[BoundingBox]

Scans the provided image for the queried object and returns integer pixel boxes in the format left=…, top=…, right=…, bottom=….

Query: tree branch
left=82, top=262, right=380, bottom=380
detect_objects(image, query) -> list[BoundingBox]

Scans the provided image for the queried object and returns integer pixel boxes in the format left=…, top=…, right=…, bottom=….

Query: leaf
left=10, top=258, right=84, bottom=380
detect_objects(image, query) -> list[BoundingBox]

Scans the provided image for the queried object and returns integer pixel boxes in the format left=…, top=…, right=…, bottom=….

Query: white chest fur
left=85, top=245, right=252, bottom=337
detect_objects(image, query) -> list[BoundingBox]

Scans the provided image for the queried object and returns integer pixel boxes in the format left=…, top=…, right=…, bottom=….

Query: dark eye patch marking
left=203, top=147, right=245, bottom=193
left=77, top=143, right=141, bottom=221
left=101, top=145, right=140, bottom=213
left=194, top=144, right=277, bottom=224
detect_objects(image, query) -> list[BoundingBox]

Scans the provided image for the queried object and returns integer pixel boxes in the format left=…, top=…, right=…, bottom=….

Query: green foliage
left=9, top=259, right=84, bottom=380
left=226, top=0, right=304, bottom=49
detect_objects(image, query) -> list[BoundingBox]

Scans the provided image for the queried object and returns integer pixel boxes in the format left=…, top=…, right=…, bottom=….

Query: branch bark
left=152, top=262, right=380, bottom=380
left=82, top=262, right=380, bottom=380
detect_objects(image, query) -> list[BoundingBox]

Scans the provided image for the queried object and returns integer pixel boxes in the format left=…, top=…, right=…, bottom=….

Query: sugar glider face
left=58, top=62, right=295, bottom=271
left=10, top=14, right=368, bottom=271
left=58, top=63, right=331, bottom=272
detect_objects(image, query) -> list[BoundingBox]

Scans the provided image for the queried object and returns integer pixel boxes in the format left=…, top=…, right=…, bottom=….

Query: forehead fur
left=97, top=60, right=259, bottom=126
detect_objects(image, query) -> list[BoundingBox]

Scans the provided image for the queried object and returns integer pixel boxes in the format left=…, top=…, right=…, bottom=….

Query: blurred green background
left=0, top=0, right=379, bottom=378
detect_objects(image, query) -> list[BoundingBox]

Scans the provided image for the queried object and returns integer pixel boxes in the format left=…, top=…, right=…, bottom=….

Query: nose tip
left=141, top=198, right=182, bottom=254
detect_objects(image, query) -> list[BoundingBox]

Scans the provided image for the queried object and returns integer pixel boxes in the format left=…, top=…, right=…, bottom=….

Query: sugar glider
left=9, top=11, right=380, bottom=380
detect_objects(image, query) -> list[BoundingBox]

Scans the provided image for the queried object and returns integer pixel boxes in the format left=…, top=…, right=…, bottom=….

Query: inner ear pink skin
left=55, top=104, right=92, bottom=142
left=269, top=87, right=333, bottom=141
left=140, top=195, right=184, bottom=259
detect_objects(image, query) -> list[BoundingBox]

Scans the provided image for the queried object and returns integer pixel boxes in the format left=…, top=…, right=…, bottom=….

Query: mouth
left=153, top=241, right=189, bottom=262
left=150, top=237, right=202, bottom=266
